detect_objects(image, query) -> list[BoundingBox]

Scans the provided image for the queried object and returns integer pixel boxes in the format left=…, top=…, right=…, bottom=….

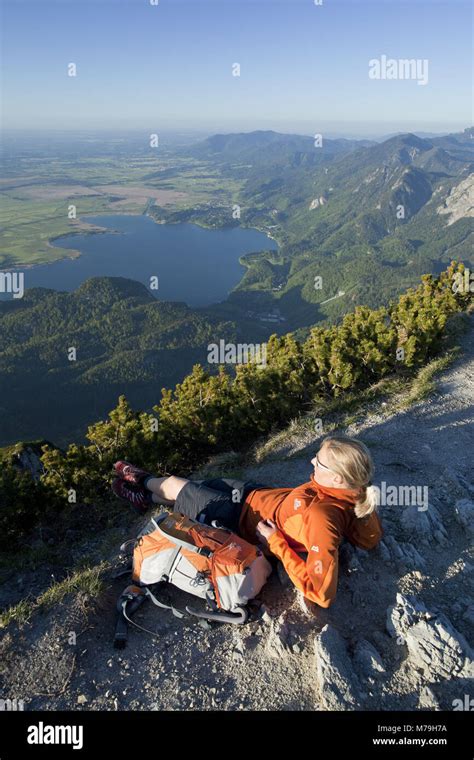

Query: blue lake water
left=10, top=215, right=277, bottom=307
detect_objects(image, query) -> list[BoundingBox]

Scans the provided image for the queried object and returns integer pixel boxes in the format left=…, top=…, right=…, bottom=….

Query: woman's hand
left=256, top=519, right=278, bottom=545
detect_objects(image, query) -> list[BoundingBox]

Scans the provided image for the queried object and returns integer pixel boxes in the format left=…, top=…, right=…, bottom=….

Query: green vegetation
left=248, top=341, right=464, bottom=465
left=0, top=261, right=466, bottom=551
left=149, top=129, right=474, bottom=331
left=0, top=562, right=108, bottom=629
left=0, top=277, right=237, bottom=446
left=0, top=448, right=58, bottom=552
left=398, top=349, right=460, bottom=409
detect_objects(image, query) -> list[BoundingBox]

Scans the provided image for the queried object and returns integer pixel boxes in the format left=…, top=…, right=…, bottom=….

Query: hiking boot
left=111, top=477, right=153, bottom=515
left=114, top=460, right=153, bottom=486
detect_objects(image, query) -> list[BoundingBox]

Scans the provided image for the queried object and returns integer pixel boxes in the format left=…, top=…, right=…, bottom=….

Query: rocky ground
left=0, top=317, right=473, bottom=712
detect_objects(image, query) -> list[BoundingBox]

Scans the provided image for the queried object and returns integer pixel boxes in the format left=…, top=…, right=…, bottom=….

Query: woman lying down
left=112, top=433, right=383, bottom=609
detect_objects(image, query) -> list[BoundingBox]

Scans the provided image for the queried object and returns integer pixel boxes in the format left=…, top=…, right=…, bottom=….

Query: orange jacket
left=238, top=473, right=383, bottom=608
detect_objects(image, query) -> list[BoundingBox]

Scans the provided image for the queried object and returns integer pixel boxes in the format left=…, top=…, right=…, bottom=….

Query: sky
left=1, top=0, right=472, bottom=137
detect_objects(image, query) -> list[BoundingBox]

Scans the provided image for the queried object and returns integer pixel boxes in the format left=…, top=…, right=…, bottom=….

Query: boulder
left=265, top=613, right=291, bottom=659
left=353, top=639, right=386, bottom=677
left=12, top=443, right=50, bottom=481
left=418, top=685, right=440, bottom=710
left=386, top=594, right=474, bottom=680
left=380, top=535, right=427, bottom=571
left=399, top=503, right=448, bottom=546
left=314, top=625, right=363, bottom=709
left=455, top=499, right=474, bottom=535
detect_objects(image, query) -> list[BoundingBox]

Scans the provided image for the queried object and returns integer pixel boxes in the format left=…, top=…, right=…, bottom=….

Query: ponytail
left=354, top=483, right=380, bottom=518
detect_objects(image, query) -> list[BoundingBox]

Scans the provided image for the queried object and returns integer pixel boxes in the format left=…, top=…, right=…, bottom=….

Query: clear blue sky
left=1, top=0, right=472, bottom=136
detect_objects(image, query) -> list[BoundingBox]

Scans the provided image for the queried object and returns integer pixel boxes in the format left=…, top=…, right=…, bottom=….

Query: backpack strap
left=114, top=583, right=189, bottom=647
left=157, top=543, right=189, bottom=586
left=144, top=586, right=186, bottom=619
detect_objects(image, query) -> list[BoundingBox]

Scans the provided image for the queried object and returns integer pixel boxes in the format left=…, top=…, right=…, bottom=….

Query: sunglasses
left=314, top=453, right=334, bottom=472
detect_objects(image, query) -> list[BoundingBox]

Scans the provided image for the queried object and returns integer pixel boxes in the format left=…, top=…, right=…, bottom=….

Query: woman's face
left=311, top=444, right=343, bottom=487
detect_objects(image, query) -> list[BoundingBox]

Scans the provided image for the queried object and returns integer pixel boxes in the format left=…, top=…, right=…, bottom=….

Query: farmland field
left=0, top=152, right=245, bottom=266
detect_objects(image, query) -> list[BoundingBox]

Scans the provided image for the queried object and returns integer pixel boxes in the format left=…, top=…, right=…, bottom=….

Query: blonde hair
left=321, top=434, right=379, bottom=518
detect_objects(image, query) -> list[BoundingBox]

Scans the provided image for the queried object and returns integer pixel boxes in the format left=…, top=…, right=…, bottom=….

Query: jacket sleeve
left=348, top=510, right=383, bottom=550
left=266, top=507, right=341, bottom=608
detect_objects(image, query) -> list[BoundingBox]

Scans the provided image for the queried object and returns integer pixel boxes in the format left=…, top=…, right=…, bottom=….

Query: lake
left=8, top=215, right=277, bottom=307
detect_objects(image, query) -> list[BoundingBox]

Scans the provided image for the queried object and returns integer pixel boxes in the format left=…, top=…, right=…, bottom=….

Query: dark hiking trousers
left=173, top=477, right=269, bottom=534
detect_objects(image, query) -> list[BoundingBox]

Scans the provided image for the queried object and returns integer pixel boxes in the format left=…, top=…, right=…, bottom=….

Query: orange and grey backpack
left=113, top=511, right=272, bottom=648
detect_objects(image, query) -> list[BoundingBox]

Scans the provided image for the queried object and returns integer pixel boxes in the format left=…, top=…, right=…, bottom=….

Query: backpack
left=113, top=510, right=272, bottom=648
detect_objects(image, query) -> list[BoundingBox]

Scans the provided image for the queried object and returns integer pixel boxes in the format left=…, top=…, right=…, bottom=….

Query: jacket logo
left=294, top=499, right=302, bottom=510
left=311, top=545, right=319, bottom=552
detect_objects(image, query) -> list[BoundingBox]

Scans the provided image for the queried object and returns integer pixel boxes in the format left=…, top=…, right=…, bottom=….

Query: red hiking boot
left=111, top=478, right=153, bottom=515
left=114, top=460, right=153, bottom=486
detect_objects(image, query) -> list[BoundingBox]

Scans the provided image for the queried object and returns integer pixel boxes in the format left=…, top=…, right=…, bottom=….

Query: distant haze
left=2, top=0, right=471, bottom=133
